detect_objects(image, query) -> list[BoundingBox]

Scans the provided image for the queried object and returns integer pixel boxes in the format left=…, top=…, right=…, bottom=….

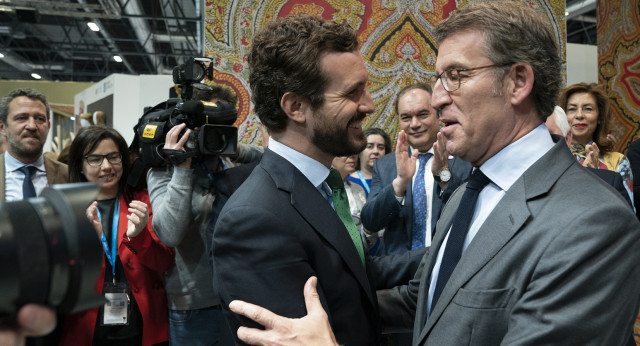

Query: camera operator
left=146, top=84, right=261, bottom=345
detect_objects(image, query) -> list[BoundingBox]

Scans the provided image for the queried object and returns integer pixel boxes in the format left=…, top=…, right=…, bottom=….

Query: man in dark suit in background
left=362, top=83, right=471, bottom=257
left=212, top=14, right=423, bottom=346
left=226, top=2, right=640, bottom=345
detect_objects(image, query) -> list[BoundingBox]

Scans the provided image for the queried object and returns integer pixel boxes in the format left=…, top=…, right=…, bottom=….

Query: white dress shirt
left=4, top=151, right=48, bottom=201
left=268, top=138, right=330, bottom=198
left=427, top=124, right=555, bottom=314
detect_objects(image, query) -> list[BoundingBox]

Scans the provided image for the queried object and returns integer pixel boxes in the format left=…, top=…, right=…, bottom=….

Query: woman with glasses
left=558, top=83, right=633, bottom=200
left=59, top=126, right=174, bottom=346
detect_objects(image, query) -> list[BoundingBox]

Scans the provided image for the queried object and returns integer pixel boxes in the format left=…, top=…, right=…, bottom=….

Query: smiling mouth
left=573, top=124, right=587, bottom=128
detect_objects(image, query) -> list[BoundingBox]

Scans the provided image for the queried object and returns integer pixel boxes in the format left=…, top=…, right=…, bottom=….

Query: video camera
left=0, top=184, right=103, bottom=318
left=133, top=57, right=239, bottom=168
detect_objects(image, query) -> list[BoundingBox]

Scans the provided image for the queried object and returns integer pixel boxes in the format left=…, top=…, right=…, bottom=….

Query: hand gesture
left=0, top=304, right=57, bottom=344
left=230, top=277, right=338, bottom=346
left=164, top=123, right=192, bottom=168
left=86, top=201, right=102, bottom=237
left=126, top=200, right=149, bottom=238
left=582, top=142, right=600, bottom=169
left=431, top=132, right=448, bottom=176
left=392, top=130, right=418, bottom=197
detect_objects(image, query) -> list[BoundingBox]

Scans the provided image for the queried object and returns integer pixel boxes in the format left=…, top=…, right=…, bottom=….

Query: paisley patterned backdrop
left=597, top=0, right=640, bottom=153
left=204, top=0, right=565, bottom=146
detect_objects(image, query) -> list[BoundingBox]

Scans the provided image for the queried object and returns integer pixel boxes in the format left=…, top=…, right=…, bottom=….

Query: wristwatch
left=434, top=168, right=451, bottom=183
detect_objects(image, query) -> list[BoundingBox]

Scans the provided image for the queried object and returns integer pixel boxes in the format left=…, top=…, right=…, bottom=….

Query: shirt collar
left=268, top=138, right=330, bottom=188
left=480, top=123, right=554, bottom=192
left=4, top=151, right=45, bottom=172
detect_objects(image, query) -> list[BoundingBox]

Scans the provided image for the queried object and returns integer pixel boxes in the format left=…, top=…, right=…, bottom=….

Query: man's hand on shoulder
left=229, top=277, right=339, bottom=346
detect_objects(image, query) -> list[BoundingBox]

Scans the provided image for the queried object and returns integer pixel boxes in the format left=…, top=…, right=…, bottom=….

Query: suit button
left=134, top=288, right=139, bottom=293
left=127, top=261, right=132, bottom=267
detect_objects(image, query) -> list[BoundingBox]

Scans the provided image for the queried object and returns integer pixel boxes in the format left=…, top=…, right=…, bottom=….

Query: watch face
left=439, top=169, right=451, bottom=182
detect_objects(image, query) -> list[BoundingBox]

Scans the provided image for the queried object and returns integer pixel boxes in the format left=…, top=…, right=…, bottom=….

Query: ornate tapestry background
left=597, top=0, right=640, bottom=154
left=204, top=0, right=565, bottom=146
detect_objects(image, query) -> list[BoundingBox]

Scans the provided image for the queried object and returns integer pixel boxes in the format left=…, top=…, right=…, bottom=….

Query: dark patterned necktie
left=18, top=165, right=38, bottom=199
left=325, top=168, right=365, bottom=266
left=431, top=168, right=491, bottom=312
left=412, top=153, right=432, bottom=250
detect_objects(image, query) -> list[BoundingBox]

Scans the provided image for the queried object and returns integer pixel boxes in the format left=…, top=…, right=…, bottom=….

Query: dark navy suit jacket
left=361, top=151, right=472, bottom=256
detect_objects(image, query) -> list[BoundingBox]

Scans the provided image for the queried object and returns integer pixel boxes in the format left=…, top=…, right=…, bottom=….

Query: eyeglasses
left=84, top=152, right=122, bottom=167
left=430, top=63, right=513, bottom=92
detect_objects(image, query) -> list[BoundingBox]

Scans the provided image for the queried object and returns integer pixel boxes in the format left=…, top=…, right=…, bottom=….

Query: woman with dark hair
left=559, top=83, right=633, bottom=199
left=347, top=127, right=391, bottom=197
left=59, top=126, right=174, bottom=346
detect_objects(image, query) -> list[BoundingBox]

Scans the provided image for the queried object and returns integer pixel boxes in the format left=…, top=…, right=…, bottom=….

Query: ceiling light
left=113, top=55, right=122, bottom=63
left=565, top=11, right=569, bottom=16
left=31, top=73, right=41, bottom=79
left=0, top=53, right=4, bottom=58
left=87, top=22, right=99, bottom=32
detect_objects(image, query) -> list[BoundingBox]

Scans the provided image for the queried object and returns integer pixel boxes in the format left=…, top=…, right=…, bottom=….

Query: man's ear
left=280, top=92, right=307, bottom=125
left=0, top=120, right=5, bottom=136
left=507, top=63, right=534, bottom=107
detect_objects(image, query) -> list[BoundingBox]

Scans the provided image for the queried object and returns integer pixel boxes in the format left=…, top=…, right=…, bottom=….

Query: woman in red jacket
left=60, top=126, right=174, bottom=346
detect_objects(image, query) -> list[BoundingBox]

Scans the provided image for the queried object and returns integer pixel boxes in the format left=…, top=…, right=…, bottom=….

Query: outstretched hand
left=392, top=130, right=418, bottom=197
left=229, top=277, right=338, bottom=346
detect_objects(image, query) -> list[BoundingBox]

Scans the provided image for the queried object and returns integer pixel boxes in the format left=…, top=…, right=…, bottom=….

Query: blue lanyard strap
left=98, top=200, right=120, bottom=275
left=356, top=170, right=370, bottom=194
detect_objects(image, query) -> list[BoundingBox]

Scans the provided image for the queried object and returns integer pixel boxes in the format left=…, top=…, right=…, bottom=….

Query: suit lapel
left=417, top=140, right=575, bottom=343
left=0, top=154, right=5, bottom=200
left=260, top=150, right=375, bottom=305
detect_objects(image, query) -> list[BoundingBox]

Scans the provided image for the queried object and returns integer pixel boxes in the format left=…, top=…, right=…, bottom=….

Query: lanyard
left=356, top=170, right=370, bottom=194
left=97, top=199, right=120, bottom=277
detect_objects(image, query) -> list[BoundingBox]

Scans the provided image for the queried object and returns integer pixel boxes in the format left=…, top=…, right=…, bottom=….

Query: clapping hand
left=126, top=200, right=149, bottom=238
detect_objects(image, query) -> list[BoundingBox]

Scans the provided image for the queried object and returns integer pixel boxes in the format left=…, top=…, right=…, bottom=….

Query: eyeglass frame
left=430, top=63, right=513, bottom=92
left=83, top=151, right=122, bottom=167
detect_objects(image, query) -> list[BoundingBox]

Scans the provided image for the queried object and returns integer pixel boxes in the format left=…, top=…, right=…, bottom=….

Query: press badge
left=102, top=283, right=130, bottom=325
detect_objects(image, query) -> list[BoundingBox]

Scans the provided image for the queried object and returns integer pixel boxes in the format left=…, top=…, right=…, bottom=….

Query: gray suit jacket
left=378, top=139, right=640, bottom=345
left=0, top=152, right=69, bottom=200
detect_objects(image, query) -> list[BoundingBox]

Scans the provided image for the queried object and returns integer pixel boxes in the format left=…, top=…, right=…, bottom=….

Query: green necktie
left=325, top=168, right=365, bottom=266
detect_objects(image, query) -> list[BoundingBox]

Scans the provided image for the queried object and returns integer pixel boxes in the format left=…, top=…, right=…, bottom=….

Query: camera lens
left=0, top=183, right=103, bottom=316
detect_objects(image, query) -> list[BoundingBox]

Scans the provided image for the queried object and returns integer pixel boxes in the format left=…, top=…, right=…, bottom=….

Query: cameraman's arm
left=147, top=167, right=195, bottom=247
left=146, top=123, right=196, bottom=247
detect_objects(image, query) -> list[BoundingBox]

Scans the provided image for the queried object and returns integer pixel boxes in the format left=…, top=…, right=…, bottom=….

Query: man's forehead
left=320, top=51, right=369, bottom=87
left=435, top=30, right=486, bottom=71
left=10, top=96, right=46, bottom=111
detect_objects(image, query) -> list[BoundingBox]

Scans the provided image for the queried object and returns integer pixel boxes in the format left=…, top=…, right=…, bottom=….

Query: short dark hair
left=248, top=14, right=359, bottom=133
left=68, top=126, right=133, bottom=202
left=434, top=1, right=562, bottom=122
left=192, top=83, right=238, bottom=105
left=0, top=88, right=50, bottom=124
left=558, top=83, right=613, bottom=153
left=395, top=83, right=432, bottom=115
left=364, top=127, right=392, bottom=154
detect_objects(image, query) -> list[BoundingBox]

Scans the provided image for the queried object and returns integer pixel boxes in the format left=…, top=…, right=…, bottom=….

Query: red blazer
left=59, top=190, right=174, bottom=346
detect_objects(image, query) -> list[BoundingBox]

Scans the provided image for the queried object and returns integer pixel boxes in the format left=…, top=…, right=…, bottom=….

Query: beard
left=6, top=130, right=44, bottom=160
left=311, top=113, right=366, bottom=157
